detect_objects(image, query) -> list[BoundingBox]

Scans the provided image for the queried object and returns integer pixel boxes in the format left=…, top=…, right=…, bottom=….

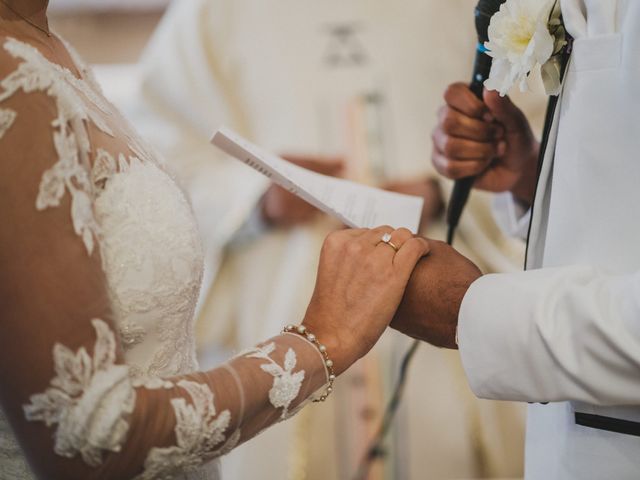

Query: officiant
left=396, top=1, right=640, bottom=478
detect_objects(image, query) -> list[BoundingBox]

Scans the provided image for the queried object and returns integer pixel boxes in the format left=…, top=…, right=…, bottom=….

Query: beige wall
left=49, top=11, right=163, bottom=64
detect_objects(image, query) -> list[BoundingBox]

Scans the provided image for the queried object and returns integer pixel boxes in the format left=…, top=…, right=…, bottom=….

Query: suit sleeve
left=458, top=265, right=640, bottom=406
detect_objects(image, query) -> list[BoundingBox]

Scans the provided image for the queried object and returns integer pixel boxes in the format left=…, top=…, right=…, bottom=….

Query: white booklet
left=211, top=127, right=424, bottom=233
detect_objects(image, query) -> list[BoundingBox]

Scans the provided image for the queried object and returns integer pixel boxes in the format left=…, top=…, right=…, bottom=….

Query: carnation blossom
left=484, top=0, right=557, bottom=96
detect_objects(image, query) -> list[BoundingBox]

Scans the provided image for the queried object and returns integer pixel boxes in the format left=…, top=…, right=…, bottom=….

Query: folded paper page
left=212, top=127, right=424, bottom=233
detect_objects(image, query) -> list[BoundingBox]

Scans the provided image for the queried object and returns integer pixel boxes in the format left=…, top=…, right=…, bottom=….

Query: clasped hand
left=302, top=227, right=481, bottom=375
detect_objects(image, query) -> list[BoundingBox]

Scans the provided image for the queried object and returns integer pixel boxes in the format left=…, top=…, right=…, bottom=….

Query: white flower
left=484, top=0, right=561, bottom=96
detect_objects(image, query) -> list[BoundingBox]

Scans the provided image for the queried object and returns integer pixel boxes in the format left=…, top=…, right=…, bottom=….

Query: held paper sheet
left=211, top=127, right=424, bottom=233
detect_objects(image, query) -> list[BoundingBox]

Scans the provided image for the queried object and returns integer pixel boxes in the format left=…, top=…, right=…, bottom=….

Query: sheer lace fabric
left=0, top=33, right=327, bottom=480
left=135, top=334, right=326, bottom=480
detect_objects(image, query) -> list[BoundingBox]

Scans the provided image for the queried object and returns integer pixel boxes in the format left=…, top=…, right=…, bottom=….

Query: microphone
left=446, top=0, right=506, bottom=245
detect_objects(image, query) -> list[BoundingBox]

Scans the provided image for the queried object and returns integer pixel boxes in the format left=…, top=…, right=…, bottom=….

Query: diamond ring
left=380, top=232, right=399, bottom=252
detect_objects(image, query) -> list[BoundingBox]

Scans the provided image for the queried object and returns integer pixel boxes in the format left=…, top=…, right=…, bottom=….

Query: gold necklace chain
left=0, top=0, right=51, bottom=37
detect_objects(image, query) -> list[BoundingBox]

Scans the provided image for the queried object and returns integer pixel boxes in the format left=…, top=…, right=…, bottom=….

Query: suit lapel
left=524, top=44, right=573, bottom=270
left=524, top=95, right=561, bottom=270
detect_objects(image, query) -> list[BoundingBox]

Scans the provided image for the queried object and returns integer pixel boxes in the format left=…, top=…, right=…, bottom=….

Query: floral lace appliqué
left=136, top=380, right=238, bottom=480
left=0, top=410, right=32, bottom=479
left=23, top=319, right=136, bottom=467
left=244, top=343, right=305, bottom=419
left=0, top=107, right=16, bottom=139
left=0, top=38, right=118, bottom=254
left=93, top=155, right=203, bottom=376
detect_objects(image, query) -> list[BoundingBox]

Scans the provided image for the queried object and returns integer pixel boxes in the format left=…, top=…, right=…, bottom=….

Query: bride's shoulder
left=0, top=35, right=77, bottom=135
left=0, top=36, right=78, bottom=213
left=0, top=35, right=56, bottom=104
left=0, top=37, right=59, bottom=140
left=0, top=35, right=45, bottom=64
left=0, top=35, right=25, bottom=76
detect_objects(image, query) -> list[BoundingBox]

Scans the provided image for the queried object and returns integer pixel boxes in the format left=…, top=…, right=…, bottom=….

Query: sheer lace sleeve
left=0, top=36, right=328, bottom=480
left=132, top=335, right=327, bottom=479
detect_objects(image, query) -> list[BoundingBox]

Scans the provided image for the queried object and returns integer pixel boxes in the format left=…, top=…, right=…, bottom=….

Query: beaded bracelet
left=282, top=324, right=336, bottom=402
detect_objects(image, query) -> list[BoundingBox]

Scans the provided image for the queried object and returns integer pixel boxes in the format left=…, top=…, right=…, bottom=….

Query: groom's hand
left=391, top=239, right=482, bottom=349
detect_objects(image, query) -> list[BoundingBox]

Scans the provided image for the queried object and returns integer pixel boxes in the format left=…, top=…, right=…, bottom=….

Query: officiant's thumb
left=483, top=89, right=524, bottom=133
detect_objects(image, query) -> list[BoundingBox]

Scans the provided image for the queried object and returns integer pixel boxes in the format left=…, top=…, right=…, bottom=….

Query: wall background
left=49, top=0, right=166, bottom=63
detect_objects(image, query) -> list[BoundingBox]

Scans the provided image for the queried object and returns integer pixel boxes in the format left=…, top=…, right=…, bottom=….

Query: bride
left=0, top=1, right=431, bottom=479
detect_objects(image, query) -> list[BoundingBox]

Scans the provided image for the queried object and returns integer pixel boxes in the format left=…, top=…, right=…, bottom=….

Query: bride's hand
left=302, top=227, right=431, bottom=375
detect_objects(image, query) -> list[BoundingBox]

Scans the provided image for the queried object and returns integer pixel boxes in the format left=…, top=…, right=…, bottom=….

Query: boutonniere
left=484, top=0, right=568, bottom=96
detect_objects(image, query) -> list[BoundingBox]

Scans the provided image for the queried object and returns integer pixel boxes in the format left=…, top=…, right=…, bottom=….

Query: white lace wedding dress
left=0, top=34, right=327, bottom=479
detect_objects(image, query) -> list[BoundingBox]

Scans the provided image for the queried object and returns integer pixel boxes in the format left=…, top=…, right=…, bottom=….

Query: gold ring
left=380, top=232, right=399, bottom=252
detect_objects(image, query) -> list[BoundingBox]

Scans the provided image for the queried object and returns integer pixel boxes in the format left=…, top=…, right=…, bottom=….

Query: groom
left=393, top=1, right=640, bottom=479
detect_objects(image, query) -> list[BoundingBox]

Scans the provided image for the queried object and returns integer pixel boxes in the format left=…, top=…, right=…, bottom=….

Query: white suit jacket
left=459, top=1, right=640, bottom=478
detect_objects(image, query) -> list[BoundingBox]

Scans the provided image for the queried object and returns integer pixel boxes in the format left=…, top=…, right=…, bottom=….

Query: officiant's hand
left=391, top=239, right=482, bottom=349
left=261, top=155, right=344, bottom=227
left=382, top=177, right=444, bottom=232
left=432, top=83, right=539, bottom=206
left=302, top=227, right=431, bottom=375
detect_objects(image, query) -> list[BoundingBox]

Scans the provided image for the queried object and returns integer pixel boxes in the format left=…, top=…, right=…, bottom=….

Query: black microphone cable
left=352, top=339, right=419, bottom=480
left=352, top=3, right=505, bottom=479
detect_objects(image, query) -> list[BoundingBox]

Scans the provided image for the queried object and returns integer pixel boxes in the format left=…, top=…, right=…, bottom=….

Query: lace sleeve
left=0, top=38, right=328, bottom=479
left=132, top=334, right=327, bottom=479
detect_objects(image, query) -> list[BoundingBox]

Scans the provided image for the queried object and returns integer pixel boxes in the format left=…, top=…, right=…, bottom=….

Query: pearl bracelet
left=282, top=324, right=336, bottom=402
